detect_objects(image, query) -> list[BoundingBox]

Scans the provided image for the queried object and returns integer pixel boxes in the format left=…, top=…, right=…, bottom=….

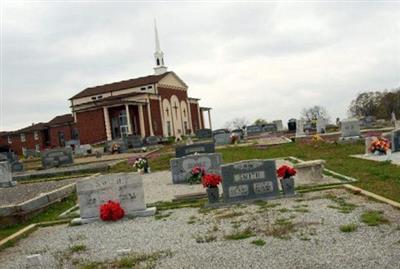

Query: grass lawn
left=0, top=194, right=77, bottom=241
left=112, top=141, right=400, bottom=203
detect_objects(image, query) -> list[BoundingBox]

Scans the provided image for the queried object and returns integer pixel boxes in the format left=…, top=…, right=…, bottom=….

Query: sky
left=1, top=1, right=400, bottom=131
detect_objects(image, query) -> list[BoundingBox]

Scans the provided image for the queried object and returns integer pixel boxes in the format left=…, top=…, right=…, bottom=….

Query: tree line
left=349, top=87, right=400, bottom=119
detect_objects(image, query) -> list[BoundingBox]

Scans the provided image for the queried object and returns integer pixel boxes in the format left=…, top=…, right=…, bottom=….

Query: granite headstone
left=341, top=119, right=361, bottom=138
left=391, top=129, right=400, bottom=152
left=273, top=120, right=284, bottom=131
left=246, top=125, right=263, bottom=136
left=0, top=161, right=16, bottom=188
left=214, top=133, right=231, bottom=145
left=195, top=129, right=212, bottom=139
left=41, top=148, right=74, bottom=169
left=170, top=153, right=222, bottom=184
left=125, top=135, right=143, bottom=148
left=175, top=142, right=215, bottom=158
left=221, top=159, right=280, bottom=203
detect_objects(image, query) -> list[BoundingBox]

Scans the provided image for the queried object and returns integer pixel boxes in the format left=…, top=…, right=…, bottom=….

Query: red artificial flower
left=191, top=166, right=205, bottom=176
left=99, top=200, right=125, bottom=221
left=201, top=173, right=222, bottom=188
left=276, top=165, right=296, bottom=179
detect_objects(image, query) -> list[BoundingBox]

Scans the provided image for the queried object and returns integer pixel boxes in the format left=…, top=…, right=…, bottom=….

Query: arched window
left=156, top=59, right=160, bottom=66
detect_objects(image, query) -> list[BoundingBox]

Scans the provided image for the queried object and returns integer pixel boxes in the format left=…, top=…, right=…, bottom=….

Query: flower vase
left=206, top=187, right=219, bottom=204
left=281, top=177, right=295, bottom=196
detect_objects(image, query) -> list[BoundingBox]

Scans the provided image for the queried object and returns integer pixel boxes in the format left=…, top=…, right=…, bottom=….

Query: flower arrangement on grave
left=369, top=138, right=390, bottom=155
left=132, top=157, right=149, bottom=173
left=186, top=166, right=205, bottom=184
left=230, top=133, right=240, bottom=144
left=276, top=165, right=296, bottom=196
left=110, top=143, right=120, bottom=154
left=201, top=173, right=222, bottom=204
left=312, top=134, right=324, bottom=143
left=99, top=200, right=125, bottom=221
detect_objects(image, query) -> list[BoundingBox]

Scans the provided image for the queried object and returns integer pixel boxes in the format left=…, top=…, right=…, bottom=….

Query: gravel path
left=0, top=179, right=77, bottom=206
left=1, top=189, right=399, bottom=269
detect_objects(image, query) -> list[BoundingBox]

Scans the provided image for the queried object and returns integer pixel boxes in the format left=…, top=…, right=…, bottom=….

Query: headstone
left=214, top=133, right=231, bottom=145
left=221, top=159, right=280, bottom=203
left=170, top=153, right=222, bottom=184
left=41, top=148, right=74, bottom=169
left=288, top=119, right=297, bottom=131
left=391, top=129, right=400, bottom=152
left=294, top=160, right=325, bottom=184
left=73, top=173, right=155, bottom=224
left=262, top=123, right=277, bottom=133
left=175, top=142, right=215, bottom=158
left=74, top=144, right=92, bottom=156
left=0, top=152, right=24, bottom=172
left=365, top=136, right=377, bottom=154
left=316, top=117, right=326, bottom=134
left=295, top=120, right=306, bottom=137
left=340, top=119, right=361, bottom=138
left=145, top=136, right=159, bottom=145
left=195, top=129, right=212, bottom=139
left=0, top=161, right=16, bottom=188
left=65, top=140, right=80, bottom=148
left=246, top=125, right=263, bottom=136
left=273, top=120, right=284, bottom=131
left=23, top=149, right=41, bottom=159
left=395, top=121, right=400, bottom=129
left=125, top=135, right=143, bottom=148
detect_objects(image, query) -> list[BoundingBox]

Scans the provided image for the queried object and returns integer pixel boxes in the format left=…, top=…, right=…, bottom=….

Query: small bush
left=339, top=223, right=358, bottom=233
left=251, top=239, right=266, bottom=246
left=361, top=210, right=390, bottom=226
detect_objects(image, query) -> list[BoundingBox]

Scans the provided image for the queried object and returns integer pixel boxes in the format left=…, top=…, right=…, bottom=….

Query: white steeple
left=153, top=19, right=168, bottom=75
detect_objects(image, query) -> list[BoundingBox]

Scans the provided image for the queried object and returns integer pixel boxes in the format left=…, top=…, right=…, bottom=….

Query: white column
left=138, top=104, right=146, bottom=138
left=146, top=98, right=154, bottom=136
left=159, top=97, right=166, bottom=137
left=103, top=107, right=112, bottom=141
left=125, top=104, right=132, bottom=134
left=207, top=109, right=212, bottom=130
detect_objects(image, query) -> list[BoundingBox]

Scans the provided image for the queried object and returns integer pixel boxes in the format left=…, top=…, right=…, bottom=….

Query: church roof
left=70, top=72, right=171, bottom=100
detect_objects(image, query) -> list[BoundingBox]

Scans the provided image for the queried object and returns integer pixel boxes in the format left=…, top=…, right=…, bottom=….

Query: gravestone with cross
left=221, top=159, right=280, bottom=203
left=170, top=153, right=222, bottom=184
left=391, top=129, right=400, bottom=152
left=72, top=173, right=156, bottom=224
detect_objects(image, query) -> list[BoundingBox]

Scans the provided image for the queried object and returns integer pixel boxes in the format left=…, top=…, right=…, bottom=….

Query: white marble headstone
left=296, top=120, right=305, bottom=137
left=341, top=119, right=361, bottom=138
left=76, top=173, right=149, bottom=220
left=316, top=117, right=326, bottom=133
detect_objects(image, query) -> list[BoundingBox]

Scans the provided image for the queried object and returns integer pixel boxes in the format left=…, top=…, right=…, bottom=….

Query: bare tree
left=301, top=105, right=330, bottom=122
left=224, top=117, right=249, bottom=130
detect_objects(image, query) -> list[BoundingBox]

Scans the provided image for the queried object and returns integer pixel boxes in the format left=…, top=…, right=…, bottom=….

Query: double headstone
left=196, top=129, right=212, bottom=140
left=72, top=173, right=156, bottom=224
left=391, top=129, right=400, bottom=153
left=175, top=142, right=215, bottom=158
left=221, top=159, right=280, bottom=203
left=170, top=153, right=222, bottom=184
left=262, top=123, right=277, bottom=133
left=0, top=161, right=16, bottom=188
left=246, top=125, right=263, bottom=136
left=214, top=133, right=231, bottom=145
left=340, top=119, right=360, bottom=138
left=41, top=148, right=74, bottom=169
left=23, top=149, right=41, bottom=159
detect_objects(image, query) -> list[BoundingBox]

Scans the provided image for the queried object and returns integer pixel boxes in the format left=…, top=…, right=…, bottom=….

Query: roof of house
left=48, top=114, right=74, bottom=126
left=70, top=72, right=172, bottom=100
left=14, top=122, right=48, bottom=134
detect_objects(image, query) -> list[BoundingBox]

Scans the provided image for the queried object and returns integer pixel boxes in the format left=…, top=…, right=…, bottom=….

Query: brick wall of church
left=76, top=109, right=106, bottom=144
left=190, top=103, right=201, bottom=132
left=49, top=124, right=75, bottom=148
left=150, top=99, right=163, bottom=136
left=158, top=87, right=188, bottom=101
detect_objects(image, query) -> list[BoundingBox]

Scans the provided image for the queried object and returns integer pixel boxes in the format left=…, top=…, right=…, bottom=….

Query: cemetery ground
left=1, top=141, right=400, bottom=268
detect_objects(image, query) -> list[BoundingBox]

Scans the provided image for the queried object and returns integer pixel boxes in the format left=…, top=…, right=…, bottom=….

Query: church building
left=69, top=23, right=210, bottom=145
